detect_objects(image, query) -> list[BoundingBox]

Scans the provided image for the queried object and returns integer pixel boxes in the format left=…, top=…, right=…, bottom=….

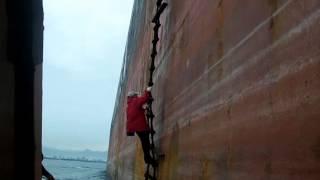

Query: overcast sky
left=42, top=0, right=133, bottom=151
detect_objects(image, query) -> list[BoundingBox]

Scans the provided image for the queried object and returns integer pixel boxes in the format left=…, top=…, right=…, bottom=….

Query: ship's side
left=107, top=0, right=320, bottom=179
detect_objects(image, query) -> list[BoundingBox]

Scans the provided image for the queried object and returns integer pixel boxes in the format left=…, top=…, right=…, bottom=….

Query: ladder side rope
left=145, top=1, right=167, bottom=180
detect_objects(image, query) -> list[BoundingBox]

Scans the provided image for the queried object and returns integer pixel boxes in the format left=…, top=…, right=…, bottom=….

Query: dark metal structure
left=1, top=0, right=44, bottom=179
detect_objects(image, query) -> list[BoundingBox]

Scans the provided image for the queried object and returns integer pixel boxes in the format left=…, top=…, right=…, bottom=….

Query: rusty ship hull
left=107, top=0, right=320, bottom=179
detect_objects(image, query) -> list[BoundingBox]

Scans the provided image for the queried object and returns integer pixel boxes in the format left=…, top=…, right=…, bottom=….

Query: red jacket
left=126, top=91, right=151, bottom=133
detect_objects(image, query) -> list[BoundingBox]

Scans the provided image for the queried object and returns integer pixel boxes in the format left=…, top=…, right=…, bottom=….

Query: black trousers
left=136, top=131, right=152, bottom=163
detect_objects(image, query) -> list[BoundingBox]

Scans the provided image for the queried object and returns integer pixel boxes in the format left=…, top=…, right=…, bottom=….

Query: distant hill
left=43, top=147, right=107, bottom=162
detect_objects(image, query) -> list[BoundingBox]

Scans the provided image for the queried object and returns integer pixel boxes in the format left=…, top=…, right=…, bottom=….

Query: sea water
left=43, top=159, right=109, bottom=180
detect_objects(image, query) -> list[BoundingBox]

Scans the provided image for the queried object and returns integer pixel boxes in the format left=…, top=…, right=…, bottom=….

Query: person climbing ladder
left=126, top=86, right=157, bottom=166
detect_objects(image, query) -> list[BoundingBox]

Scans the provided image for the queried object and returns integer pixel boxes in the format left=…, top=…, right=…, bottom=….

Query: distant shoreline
left=44, top=156, right=106, bottom=164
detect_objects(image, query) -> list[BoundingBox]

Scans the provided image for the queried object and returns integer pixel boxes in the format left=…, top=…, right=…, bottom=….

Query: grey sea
left=43, top=159, right=110, bottom=180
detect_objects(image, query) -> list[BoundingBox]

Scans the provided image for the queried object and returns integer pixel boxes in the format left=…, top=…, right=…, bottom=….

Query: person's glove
left=142, top=104, right=148, bottom=110
left=146, top=86, right=152, bottom=91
